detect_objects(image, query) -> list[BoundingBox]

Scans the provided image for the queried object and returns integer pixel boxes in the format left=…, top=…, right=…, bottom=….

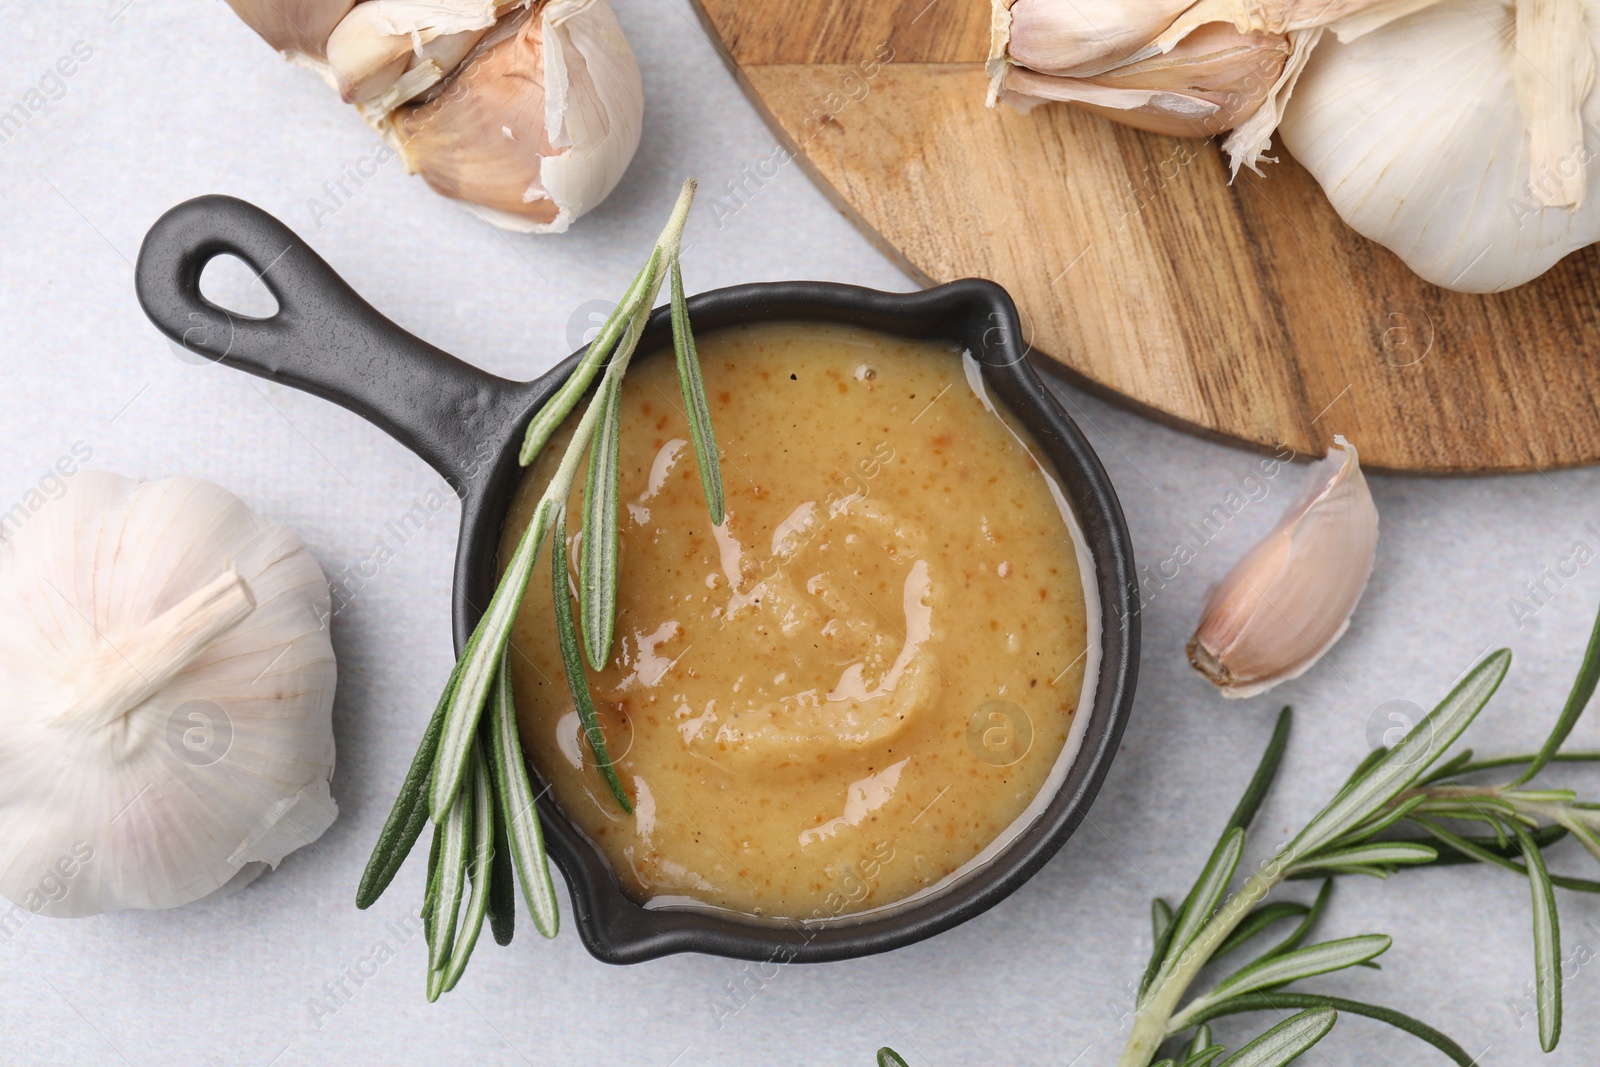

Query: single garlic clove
left=224, top=0, right=357, bottom=59
left=999, top=23, right=1290, bottom=137
left=1187, top=436, right=1378, bottom=699
left=408, top=26, right=490, bottom=82
left=325, top=2, right=496, bottom=106
left=383, top=0, right=643, bottom=233
left=325, top=4, right=419, bottom=103
left=1003, top=0, right=1193, bottom=77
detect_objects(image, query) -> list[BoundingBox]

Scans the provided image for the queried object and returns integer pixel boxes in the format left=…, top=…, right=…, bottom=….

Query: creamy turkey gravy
left=499, top=322, right=1095, bottom=920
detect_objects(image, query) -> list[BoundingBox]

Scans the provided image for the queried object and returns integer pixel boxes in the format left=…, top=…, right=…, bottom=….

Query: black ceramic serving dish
left=134, top=195, right=1138, bottom=965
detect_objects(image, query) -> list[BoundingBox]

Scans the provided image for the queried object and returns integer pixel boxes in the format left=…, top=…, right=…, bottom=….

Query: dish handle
left=135, top=194, right=527, bottom=495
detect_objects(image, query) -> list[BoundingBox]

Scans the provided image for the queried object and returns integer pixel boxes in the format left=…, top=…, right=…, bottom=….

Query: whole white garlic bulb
left=226, top=0, right=643, bottom=233
left=0, top=473, right=337, bottom=916
left=1280, top=0, right=1600, bottom=291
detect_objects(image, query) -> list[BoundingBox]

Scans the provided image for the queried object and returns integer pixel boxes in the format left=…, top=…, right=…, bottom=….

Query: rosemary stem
left=1119, top=862, right=1291, bottom=1064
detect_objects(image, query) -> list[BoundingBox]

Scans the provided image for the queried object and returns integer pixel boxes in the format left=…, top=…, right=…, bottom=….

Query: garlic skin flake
left=1188, top=437, right=1378, bottom=699
left=0, top=473, right=337, bottom=916
left=1280, top=0, right=1600, bottom=291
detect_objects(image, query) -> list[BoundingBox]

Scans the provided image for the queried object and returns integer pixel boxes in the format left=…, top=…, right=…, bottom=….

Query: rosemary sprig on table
left=879, top=598, right=1600, bottom=1066
left=354, top=179, right=725, bottom=998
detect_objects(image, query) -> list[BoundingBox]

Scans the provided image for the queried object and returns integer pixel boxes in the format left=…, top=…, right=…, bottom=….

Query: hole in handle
left=199, top=254, right=280, bottom=320
left=167, top=254, right=283, bottom=367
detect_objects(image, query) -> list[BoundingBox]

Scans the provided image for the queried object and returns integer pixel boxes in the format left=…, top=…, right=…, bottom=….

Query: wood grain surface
left=691, top=0, right=1600, bottom=473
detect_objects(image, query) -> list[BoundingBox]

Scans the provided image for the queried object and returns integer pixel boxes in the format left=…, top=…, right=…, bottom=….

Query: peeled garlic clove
left=383, top=0, right=643, bottom=233
left=999, top=24, right=1290, bottom=138
left=224, top=0, right=357, bottom=59
left=1280, top=0, right=1600, bottom=291
left=1187, top=437, right=1378, bottom=699
left=0, top=473, right=337, bottom=915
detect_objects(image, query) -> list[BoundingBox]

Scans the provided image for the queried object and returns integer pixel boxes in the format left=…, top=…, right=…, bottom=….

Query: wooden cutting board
left=690, top=0, right=1600, bottom=473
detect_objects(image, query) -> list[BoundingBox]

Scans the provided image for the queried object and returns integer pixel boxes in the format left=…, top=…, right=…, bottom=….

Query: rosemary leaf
left=1178, top=936, right=1391, bottom=1025
left=1416, top=748, right=1476, bottom=786
left=1285, top=842, right=1436, bottom=876
left=519, top=248, right=661, bottom=466
left=670, top=256, right=724, bottom=525
left=422, top=822, right=442, bottom=952
left=1212, top=902, right=1310, bottom=962
left=357, top=663, right=459, bottom=909
left=553, top=506, right=632, bottom=813
left=1411, top=817, right=1526, bottom=875
left=1213, top=1007, right=1335, bottom=1067
left=1512, top=821, right=1563, bottom=1051
left=1413, top=802, right=1524, bottom=829
left=1152, top=898, right=1174, bottom=942
left=1516, top=594, right=1600, bottom=784
left=1227, top=707, right=1292, bottom=834
left=876, top=1049, right=908, bottom=1067
left=1387, top=823, right=1566, bottom=867
left=580, top=377, right=623, bottom=670
left=1258, top=879, right=1332, bottom=963
left=1163, top=828, right=1245, bottom=971
left=426, top=772, right=473, bottom=1001
left=1180, top=1027, right=1227, bottom=1067
left=1505, top=788, right=1579, bottom=803
left=1453, top=751, right=1600, bottom=775
left=1291, top=650, right=1511, bottom=856
left=1182, top=993, right=1473, bottom=1067
left=1558, top=814, right=1600, bottom=865
left=441, top=745, right=494, bottom=993
left=1548, top=872, right=1600, bottom=893
left=1141, top=909, right=1180, bottom=1001
left=487, top=774, right=516, bottom=947
left=490, top=649, right=560, bottom=937
left=1151, top=1061, right=1177, bottom=1067
left=1328, top=795, right=1429, bottom=848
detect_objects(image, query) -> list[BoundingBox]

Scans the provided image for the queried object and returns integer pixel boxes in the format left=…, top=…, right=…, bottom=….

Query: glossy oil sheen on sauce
left=499, top=322, right=1091, bottom=922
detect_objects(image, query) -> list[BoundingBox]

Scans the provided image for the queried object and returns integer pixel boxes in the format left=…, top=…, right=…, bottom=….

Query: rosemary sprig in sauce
left=356, top=179, right=724, bottom=998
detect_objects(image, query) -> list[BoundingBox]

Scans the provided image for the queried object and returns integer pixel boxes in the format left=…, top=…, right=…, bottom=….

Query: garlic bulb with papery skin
left=1281, top=0, right=1600, bottom=292
left=1188, top=437, right=1378, bottom=699
left=0, top=473, right=337, bottom=916
left=226, top=0, right=642, bottom=233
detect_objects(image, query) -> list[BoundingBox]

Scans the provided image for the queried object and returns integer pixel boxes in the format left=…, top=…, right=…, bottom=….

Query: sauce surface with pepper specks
left=499, top=322, right=1091, bottom=921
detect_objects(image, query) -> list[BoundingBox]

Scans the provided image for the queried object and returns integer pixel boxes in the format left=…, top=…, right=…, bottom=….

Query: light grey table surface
left=3, top=2, right=1599, bottom=1065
